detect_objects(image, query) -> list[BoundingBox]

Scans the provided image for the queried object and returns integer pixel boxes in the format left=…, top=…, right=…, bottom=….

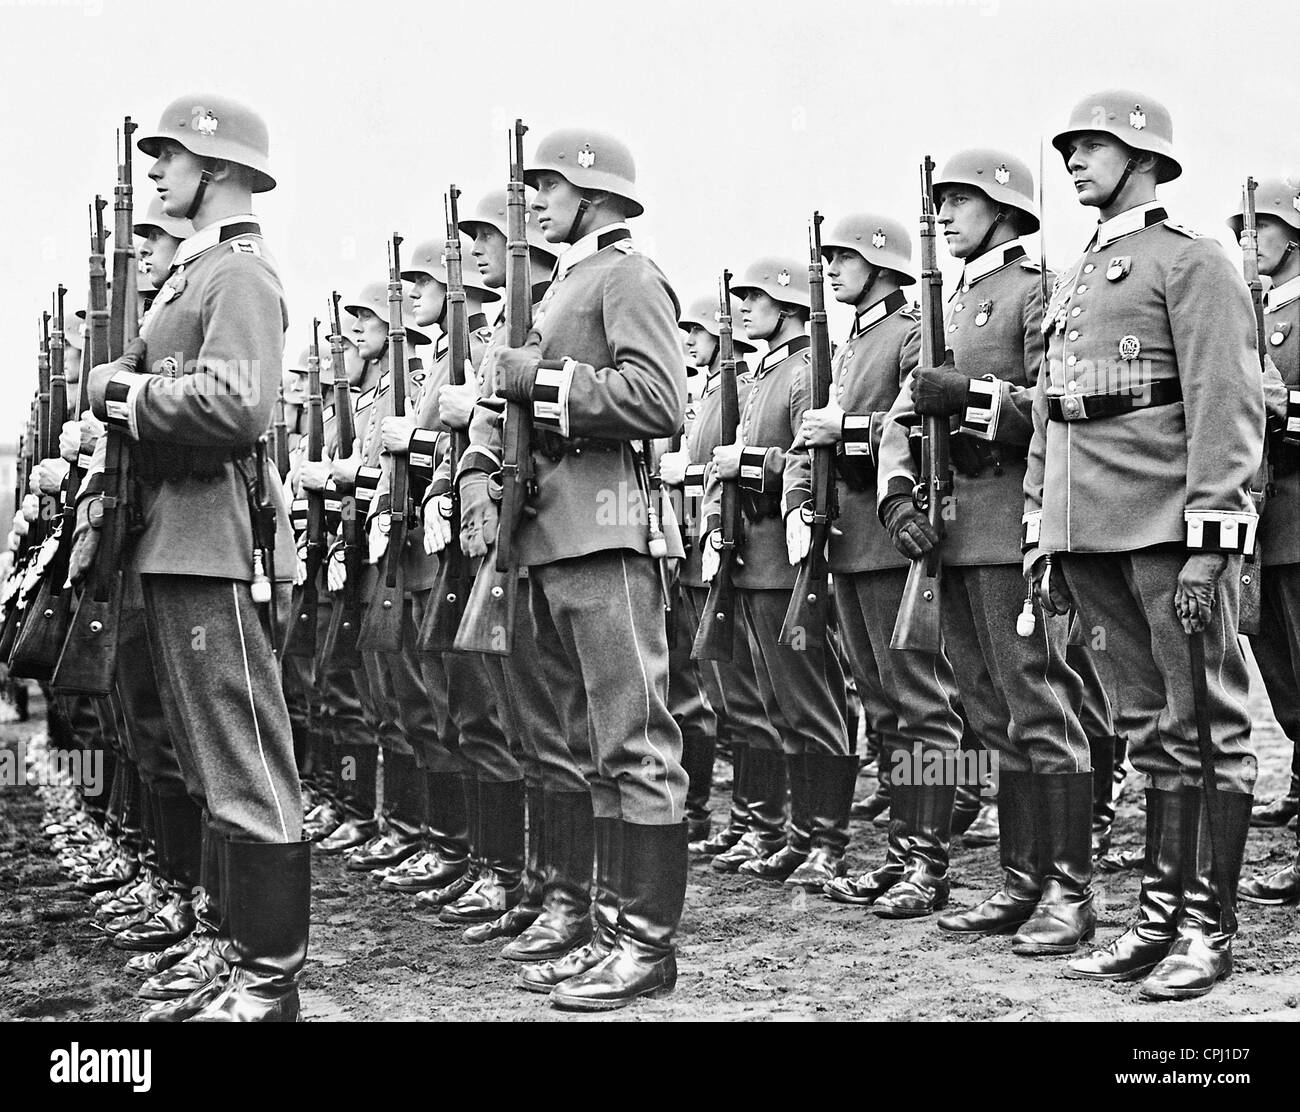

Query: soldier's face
left=1064, top=132, right=1135, bottom=208
left=138, top=228, right=183, bottom=282
left=530, top=171, right=585, bottom=244
left=684, top=325, right=718, bottom=369
left=740, top=290, right=783, bottom=342
left=826, top=247, right=873, bottom=304
left=343, top=340, right=367, bottom=387
left=147, top=140, right=206, bottom=219
left=937, top=186, right=1000, bottom=260
left=352, top=308, right=388, bottom=362
left=282, top=370, right=308, bottom=406
left=1256, top=215, right=1299, bottom=278
left=409, top=274, right=446, bottom=329
left=63, top=341, right=83, bottom=385
left=472, top=227, right=507, bottom=288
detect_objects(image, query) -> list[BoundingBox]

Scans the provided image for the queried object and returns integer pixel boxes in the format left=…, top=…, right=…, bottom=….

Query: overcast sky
left=2, top=0, right=1298, bottom=420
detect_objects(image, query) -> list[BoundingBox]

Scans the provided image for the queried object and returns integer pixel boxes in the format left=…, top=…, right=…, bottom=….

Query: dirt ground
left=4, top=668, right=1300, bottom=1024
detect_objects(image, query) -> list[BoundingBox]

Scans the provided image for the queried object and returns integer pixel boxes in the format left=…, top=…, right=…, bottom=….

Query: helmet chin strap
left=186, top=159, right=217, bottom=222
left=856, top=264, right=882, bottom=308
left=969, top=209, right=1008, bottom=261
left=1100, top=157, right=1138, bottom=211
left=565, top=196, right=592, bottom=244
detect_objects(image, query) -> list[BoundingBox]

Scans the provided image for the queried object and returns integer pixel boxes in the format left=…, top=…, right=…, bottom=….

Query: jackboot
left=1250, top=744, right=1298, bottom=827
left=550, top=821, right=687, bottom=1011
left=1239, top=842, right=1300, bottom=906
left=695, top=743, right=748, bottom=855
left=1141, top=788, right=1252, bottom=1000
left=464, top=785, right=547, bottom=943
left=438, top=778, right=524, bottom=926
left=951, top=782, right=983, bottom=838
left=961, top=799, right=1000, bottom=847
left=824, top=806, right=909, bottom=905
left=874, top=781, right=955, bottom=918
left=1012, top=773, right=1096, bottom=955
left=1068, top=787, right=1184, bottom=981
left=712, top=747, right=787, bottom=873
left=501, top=789, right=593, bottom=960
left=741, top=753, right=810, bottom=880
left=1091, top=734, right=1119, bottom=856
left=115, top=791, right=201, bottom=951
left=302, top=798, right=345, bottom=843
left=519, top=817, right=622, bottom=993
left=851, top=755, right=891, bottom=822
left=682, top=732, right=716, bottom=844
left=188, top=839, right=311, bottom=1022
left=348, top=752, right=425, bottom=872
left=938, top=770, right=1039, bottom=934
left=384, top=770, right=471, bottom=893
left=318, top=743, right=378, bottom=854
left=416, top=775, right=479, bottom=908
left=787, top=754, right=858, bottom=890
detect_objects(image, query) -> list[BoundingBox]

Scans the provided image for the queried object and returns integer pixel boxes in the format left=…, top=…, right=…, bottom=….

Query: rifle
left=319, top=292, right=364, bottom=670
left=456, top=122, right=532, bottom=656
left=357, top=234, right=410, bottom=652
left=10, top=286, right=75, bottom=679
left=1238, top=176, right=1266, bottom=637
left=55, top=121, right=138, bottom=696
left=419, top=187, right=475, bottom=653
left=287, top=319, right=326, bottom=657
left=692, top=269, right=744, bottom=662
left=891, top=155, right=952, bottom=653
left=780, top=213, right=837, bottom=648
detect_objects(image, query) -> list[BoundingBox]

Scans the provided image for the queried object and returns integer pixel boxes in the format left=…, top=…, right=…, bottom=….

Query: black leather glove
left=880, top=493, right=941, bottom=559
left=912, top=359, right=969, bottom=418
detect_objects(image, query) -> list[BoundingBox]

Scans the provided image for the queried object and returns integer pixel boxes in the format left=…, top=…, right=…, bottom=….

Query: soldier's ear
left=1132, top=150, right=1161, bottom=176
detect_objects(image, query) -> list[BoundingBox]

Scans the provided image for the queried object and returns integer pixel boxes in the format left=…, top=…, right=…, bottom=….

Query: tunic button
left=956, top=303, right=966, bottom=312
left=1066, top=355, right=1078, bottom=366
left=1083, top=265, right=1095, bottom=273
left=1068, top=330, right=1079, bottom=341
left=1076, top=284, right=1088, bottom=293
left=948, top=324, right=958, bottom=333
left=1067, top=380, right=1077, bottom=390
left=1070, top=306, right=1082, bottom=317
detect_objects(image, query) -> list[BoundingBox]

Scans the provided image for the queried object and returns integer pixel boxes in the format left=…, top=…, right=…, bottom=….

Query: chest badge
left=974, top=300, right=993, bottom=327
left=1106, top=256, right=1132, bottom=282
left=157, top=273, right=187, bottom=305
left=1119, top=335, right=1141, bottom=360
left=1271, top=321, right=1292, bottom=346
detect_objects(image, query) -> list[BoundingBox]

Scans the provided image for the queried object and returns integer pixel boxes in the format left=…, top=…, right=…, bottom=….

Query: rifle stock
left=891, top=156, right=950, bottom=654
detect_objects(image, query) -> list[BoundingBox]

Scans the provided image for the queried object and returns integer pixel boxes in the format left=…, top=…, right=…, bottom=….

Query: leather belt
left=1048, top=380, right=1181, bottom=422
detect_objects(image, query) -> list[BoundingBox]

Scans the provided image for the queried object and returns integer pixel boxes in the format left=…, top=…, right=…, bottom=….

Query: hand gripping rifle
left=780, top=213, right=838, bottom=648
left=419, top=187, right=475, bottom=653
left=1237, top=176, right=1266, bottom=637
left=56, top=124, right=138, bottom=696
left=692, top=269, right=744, bottom=662
left=358, top=235, right=410, bottom=652
left=456, top=122, right=532, bottom=656
left=319, top=292, right=364, bottom=670
left=287, top=319, right=326, bottom=657
left=890, top=156, right=951, bottom=654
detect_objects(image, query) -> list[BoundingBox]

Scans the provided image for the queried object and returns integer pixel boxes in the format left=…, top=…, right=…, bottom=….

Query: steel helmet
left=137, top=93, right=276, bottom=192
left=525, top=128, right=643, bottom=217
left=459, top=189, right=561, bottom=260
left=400, top=237, right=502, bottom=303
left=729, top=257, right=811, bottom=311
left=134, top=196, right=194, bottom=241
left=679, top=295, right=757, bottom=354
left=932, top=150, right=1039, bottom=232
left=820, top=213, right=916, bottom=284
left=342, top=282, right=435, bottom=347
left=1228, top=176, right=1300, bottom=237
left=1052, top=89, right=1180, bottom=183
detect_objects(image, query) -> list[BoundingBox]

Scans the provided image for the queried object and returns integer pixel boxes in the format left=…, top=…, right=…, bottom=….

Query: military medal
left=974, top=300, right=992, bottom=327
left=1106, top=257, right=1131, bottom=282
left=1119, top=335, right=1141, bottom=360
left=1271, top=321, right=1291, bottom=346
left=157, top=273, right=187, bottom=304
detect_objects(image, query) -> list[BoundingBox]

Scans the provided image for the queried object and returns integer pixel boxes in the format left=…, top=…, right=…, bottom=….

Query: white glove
left=367, top=515, right=389, bottom=563
left=293, top=545, right=307, bottom=586
left=423, top=494, right=453, bottom=555
left=786, top=507, right=812, bottom=566
left=701, top=532, right=719, bottom=583
left=299, top=458, right=331, bottom=494
left=327, top=547, right=346, bottom=592
left=659, top=449, right=689, bottom=488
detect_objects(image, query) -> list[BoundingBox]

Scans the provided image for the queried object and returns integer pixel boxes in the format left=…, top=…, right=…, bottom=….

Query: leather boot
left=519, top=817, right=621, bottom=993
left=682, top=732, right=716, bottom=844
left=1250, top=767, right=1299, bottom=828
left=1239, top=842, right=1300, bottom=905
left=851, top=755, right=891, bottom=822
left=302, top=798, right=345, bottom=842
left=501, top=789, right=593, bottom=960
left=787, top=754, right=858, bottom=890
left=188, top=840, right=311, bottom=1022
left=438, top=779, right=524, bottom=926
left=951, top=782, right=982, bottom=838
left=939, top=769, right=1039, bottom=933
left=1068, top=787, right=1184, bottom=981
left=1091, top=734, right=1118, bottom=856
left=695, top=743, right=748, bottom=855
left=824, top=803, right=910, bottom=904
left=416, top=775, right=479, bottom=908
left=318, top=743, right=378, bottom=854
left=961, top=799, right=1000, bottom=847
left=1141, top=788, right=1252, bottom=1000
left=384, top=771, right=471, bottom=893
left=712, top=747, right=787, bottom=873
left=348, top=752, right=425, bottom=872
left=1012, top=773, right=1095, bottom=954
left=464, top=785, right=547, bottom=943
left=115, top=791, right=201, bottom=951
left=739, top=751, right=803, bottom=878
left=550, top=821, right=687, bottom=1011
left=874, top=781, right=955, bottom=918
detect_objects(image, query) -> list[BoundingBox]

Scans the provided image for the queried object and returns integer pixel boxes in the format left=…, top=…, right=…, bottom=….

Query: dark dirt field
left=4, top=665, right=1300, bottom=1023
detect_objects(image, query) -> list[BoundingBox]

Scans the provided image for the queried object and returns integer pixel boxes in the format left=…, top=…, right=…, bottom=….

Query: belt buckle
left=1058, top=394, right=1087, bottom=422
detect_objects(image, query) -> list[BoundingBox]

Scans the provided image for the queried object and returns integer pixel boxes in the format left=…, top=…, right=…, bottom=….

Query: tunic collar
left=1094, top=201, right=1168, bottom=249
left=554, top=222, right=633, bottom=280
left=1266, top=274, right=1300, bottom=312
left=757, top=334, right=811, bottom=376
left=960, top=239, right=1028, bottom=290
left=850, top=289, right=908, bottom=338
left=170, top=214, right=262, bottom=271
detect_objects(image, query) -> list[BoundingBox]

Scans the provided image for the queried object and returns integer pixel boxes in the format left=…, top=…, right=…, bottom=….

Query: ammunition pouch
left=535, top=430, right=624, bottom=462
left=131, top=441, right=257, bottom=486
left=949, top=435, right=1026, bottom=480
left=835, top=451, right=876, bottom=493
left=741, top=490, right=782, bottom=523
